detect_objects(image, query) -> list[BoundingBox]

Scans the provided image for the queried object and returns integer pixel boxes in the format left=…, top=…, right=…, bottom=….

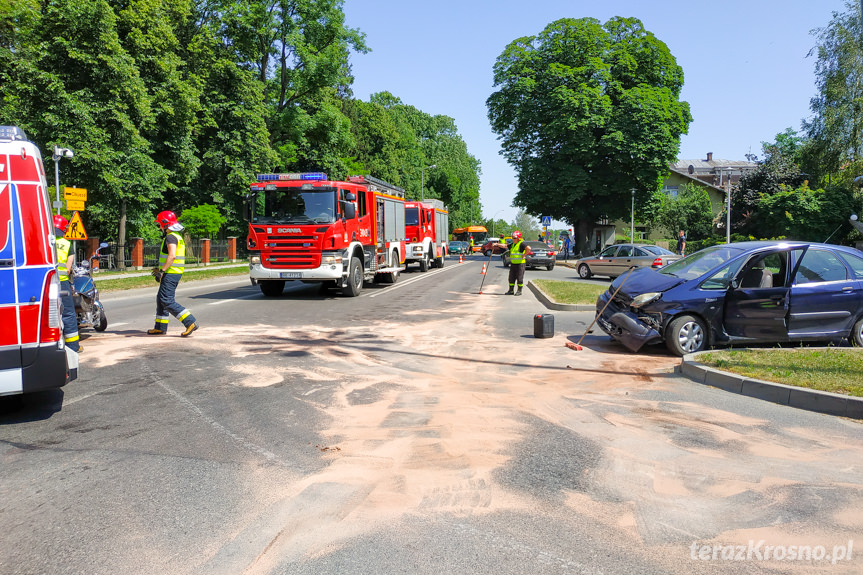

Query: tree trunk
left=117, top=199, right=127, bottom=270
left=575, top=218, right=593, bottom=258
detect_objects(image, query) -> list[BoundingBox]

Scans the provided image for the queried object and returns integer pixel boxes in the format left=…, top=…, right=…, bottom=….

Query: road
left=1, top=254, right=862, bottom=575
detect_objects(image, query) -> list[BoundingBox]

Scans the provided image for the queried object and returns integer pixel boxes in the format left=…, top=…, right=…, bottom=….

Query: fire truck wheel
left=260, top=280, right=285, bottom=297
left=435, top=254, right=445, bottom=268
left=342, top=257, right=363, bottom=296
left=419, top=254, right=430, bottom=272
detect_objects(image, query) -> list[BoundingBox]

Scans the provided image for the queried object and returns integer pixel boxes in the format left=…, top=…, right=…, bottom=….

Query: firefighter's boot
left=505, top=286, right=514, bottom=295
left=515, top=285, right=523, bottom=296
left=147, top=328, right=167, bottom=335
left=181, top=322, right=199, bottom=337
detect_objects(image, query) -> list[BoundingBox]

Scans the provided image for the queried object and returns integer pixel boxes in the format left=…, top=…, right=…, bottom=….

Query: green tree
left=512, top=210, right=541, bottom=240
left=654, top=184, right=713, bottom=241
left=487, top=17, right=691, bottom=255
left=181, top=204, right=227, bottom=238
left=805, top=1, right=863, bottom=177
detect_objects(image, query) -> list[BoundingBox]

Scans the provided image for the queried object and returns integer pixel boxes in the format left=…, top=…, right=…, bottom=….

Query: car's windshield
left=659, top=244, right=746, bottom=280
left=254, top=187, right=337, bottom=224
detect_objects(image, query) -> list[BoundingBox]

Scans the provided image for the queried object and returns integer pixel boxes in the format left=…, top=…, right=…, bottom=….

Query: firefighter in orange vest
left=54, top=215, right=81, bottom=352
left=506, top=230, right=532, bottom=296
left=148, top=211, right=199, bottom=336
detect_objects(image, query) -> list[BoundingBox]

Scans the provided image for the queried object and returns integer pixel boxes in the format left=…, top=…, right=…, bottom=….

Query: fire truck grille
left=265, top=252, right=322, bottom=268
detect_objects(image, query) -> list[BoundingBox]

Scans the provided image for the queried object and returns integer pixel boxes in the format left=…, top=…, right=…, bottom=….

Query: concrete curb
left=527, top=280, right=595, bottom=312
left=678, top=349, right=863, bottom=420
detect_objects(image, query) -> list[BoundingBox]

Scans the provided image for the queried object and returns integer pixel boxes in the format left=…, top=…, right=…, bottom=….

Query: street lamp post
left=52, top=145, right=74, bottom=216
left=722, top=168, right=732, bottom=244
left=491, top=209, right=503, bottom=237
left=421, top=164, right=436, bottom=200
left=630, top=189, right=635, bottom=242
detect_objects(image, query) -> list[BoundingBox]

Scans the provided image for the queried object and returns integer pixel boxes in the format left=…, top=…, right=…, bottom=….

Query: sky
left=341, top=0, right=850, bottom=228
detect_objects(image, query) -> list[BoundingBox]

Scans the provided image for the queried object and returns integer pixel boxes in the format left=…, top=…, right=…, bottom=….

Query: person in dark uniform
left=148, top=211, right=199, bottom=336
left=505, top=230, right=533, bottom=296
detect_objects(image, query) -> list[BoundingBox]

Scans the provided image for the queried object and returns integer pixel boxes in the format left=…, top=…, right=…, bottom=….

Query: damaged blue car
left=595, top=241, right=863, bottom=356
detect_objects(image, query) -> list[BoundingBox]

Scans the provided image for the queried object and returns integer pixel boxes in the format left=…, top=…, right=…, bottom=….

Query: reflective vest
left=159, top=231, right=186, bottom=274
left=56, top=237, right=71, bottom=282
left=510, top=239, right=527, bottom=265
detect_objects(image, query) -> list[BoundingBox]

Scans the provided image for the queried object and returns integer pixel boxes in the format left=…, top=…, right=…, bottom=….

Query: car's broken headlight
left=630, top=292, right=662, bottom=308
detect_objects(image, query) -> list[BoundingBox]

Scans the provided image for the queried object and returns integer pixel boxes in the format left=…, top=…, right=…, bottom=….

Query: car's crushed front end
left=595, top=269, right=686, bottom=352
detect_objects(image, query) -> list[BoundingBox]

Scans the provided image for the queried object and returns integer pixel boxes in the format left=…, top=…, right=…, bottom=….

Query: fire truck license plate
left=280, top=272, right=302, bottom=279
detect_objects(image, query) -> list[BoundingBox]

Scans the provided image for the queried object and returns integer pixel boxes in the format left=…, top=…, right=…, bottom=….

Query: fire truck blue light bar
left=256, top=172, right=328, bottom=182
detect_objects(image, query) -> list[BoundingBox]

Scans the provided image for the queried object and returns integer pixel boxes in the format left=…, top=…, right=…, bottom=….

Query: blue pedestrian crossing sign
left=542, top=216, right=551, bottom=226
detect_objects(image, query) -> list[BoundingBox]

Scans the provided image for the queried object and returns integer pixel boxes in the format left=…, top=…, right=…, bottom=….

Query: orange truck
left=245, top=173, right=406, bottom=297
left=404, top=199, right=449, bottom=271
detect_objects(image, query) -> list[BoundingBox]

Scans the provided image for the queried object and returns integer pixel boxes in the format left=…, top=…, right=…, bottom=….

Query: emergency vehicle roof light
left=0, top=126, right=28, bottom=141
left=256, top=172, right=328, bottom=182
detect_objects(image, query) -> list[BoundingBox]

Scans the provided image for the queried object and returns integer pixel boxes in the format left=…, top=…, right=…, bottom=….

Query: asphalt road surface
left=2, top=254, right=861, bottom=574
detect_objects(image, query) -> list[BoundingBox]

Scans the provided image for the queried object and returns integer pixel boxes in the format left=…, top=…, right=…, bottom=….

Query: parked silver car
left=502, top=241, right=556, bottom=270
left=575, top=244, right=682, bottom=279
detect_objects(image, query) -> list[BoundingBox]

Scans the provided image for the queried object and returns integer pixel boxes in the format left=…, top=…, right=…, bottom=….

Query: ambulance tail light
left=40, top=270, right=62, bottom=343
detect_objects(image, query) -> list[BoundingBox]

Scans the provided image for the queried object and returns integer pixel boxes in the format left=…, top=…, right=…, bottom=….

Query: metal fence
left=77, top=238, right=240, bottom=271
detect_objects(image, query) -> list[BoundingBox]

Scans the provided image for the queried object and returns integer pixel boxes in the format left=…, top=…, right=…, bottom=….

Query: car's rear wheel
left=483, top=249, right=491, bottom=257
left=665, top=314, right=707, bottom=356
left=547, top=264, right=554, bottom=271
left=578, top=264, right=592, bottom=279
left=851, top=317, right=863, bottom=347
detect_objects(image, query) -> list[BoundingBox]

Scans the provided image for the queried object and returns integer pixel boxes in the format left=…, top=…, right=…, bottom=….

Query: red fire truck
left=405, top=199, right=449, bottom=272
left=245, top=173, right=406, bottom=297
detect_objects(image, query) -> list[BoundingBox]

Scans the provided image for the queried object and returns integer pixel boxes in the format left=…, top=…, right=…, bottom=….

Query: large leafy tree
left=805, top=1, right=863, bottom=177
left=487, top=17, right=691, bottom=254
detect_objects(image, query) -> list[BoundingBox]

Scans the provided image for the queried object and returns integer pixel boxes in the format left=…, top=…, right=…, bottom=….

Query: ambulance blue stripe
left=0, top=268, right=14, bottom=305
left=16, top=266, right=50, bottom=304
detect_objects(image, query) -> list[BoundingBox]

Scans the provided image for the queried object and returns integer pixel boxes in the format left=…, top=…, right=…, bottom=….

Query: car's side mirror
left=730, top=278, right=740, bottom=289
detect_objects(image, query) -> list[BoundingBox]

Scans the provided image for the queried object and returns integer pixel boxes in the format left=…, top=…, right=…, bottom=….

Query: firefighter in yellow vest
left=54, top=215, right=81, bottom=352
left=148, top=211, right=199, bottom=336
left=505, top=230, right=532, bottom=296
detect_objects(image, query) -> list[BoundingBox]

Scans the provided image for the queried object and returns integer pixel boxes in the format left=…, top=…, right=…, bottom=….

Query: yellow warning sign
left=64, top=187, right=87, bottom=201
left=64, top=211, right=88, bottom=240
left=66, top=200, right=85, bottom=211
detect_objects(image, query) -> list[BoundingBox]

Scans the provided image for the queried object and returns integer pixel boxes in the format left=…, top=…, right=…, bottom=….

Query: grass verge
left=532, top=279, right=606, bottom=305
left=698, top=348, right=863, bottom=397
left=98, top=266, right=249, bottom=292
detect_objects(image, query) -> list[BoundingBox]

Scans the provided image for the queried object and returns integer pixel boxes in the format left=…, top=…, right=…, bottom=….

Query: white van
left=0, top=126, right=77, bottom=396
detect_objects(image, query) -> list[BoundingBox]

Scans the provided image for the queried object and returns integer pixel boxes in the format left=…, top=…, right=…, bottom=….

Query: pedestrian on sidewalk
left=148, top=211, right=199, bottom=336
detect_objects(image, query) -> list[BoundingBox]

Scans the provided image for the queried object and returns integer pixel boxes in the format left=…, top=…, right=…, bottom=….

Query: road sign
left=64, top=211, right=88, bottom=240
left=542, top=216, right=551, bottom=226
left=66, top=200, right=85, bottom=211
left=64, top=187, right=87, bottom=201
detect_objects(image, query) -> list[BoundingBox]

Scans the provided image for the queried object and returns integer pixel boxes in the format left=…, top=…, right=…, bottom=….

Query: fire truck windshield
left=257, top=187, right=337, bottom=224
left=405, top=207, right=420, bottom=226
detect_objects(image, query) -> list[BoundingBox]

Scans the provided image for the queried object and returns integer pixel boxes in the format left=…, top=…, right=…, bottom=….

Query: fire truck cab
left=245, top=173, right=406, bottom=297
left=405, top=199, right=449, bottom=272
left=1, top=126, right=77, bottom=396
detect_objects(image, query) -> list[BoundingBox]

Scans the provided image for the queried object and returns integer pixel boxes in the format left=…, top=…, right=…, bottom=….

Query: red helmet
left=53, top=214, right=69, bottom=232
left=155, top=210, right=178, bottom=230
left=512, top=230, right=522, bottom=239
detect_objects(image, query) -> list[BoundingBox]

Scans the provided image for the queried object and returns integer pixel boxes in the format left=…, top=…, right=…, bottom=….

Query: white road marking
left=367, top=262, right=462, bottom=298
left=208, top=293, right=261, bottom=305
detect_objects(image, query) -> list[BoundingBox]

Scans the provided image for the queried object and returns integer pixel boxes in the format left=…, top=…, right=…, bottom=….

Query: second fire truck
left=404, top=199, right=449, bottom=272
left=245, top=173, right=406, bottom=297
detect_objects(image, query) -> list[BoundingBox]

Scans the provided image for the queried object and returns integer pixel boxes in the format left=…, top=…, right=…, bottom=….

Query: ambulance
left=0, top=126, right=77, bottom=396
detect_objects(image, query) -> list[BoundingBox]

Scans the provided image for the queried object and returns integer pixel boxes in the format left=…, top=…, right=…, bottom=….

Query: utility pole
left=724, top=168, right=732, bottom=244
left=630, top=189, right=635, bottom=242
